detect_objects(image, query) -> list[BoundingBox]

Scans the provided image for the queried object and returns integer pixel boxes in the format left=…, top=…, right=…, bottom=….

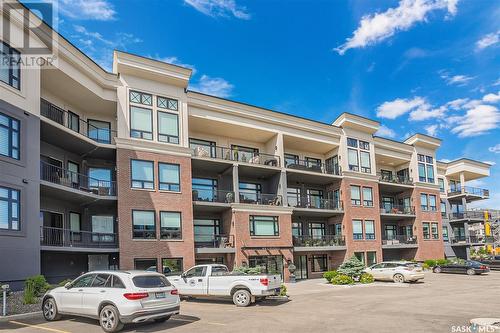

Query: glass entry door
left=296, top=255, right=308, bottom=280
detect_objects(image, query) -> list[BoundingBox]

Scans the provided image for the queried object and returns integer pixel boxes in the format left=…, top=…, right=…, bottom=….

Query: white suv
left=42, top=271, right=180, bottom=332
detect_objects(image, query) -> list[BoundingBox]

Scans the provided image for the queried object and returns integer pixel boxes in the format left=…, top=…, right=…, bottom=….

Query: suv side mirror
left=181, top=273, right=186, bottom=279
left=64, top=282, right=72, bottom=289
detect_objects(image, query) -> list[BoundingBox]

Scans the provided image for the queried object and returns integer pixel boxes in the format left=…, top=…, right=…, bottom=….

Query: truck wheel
left=233, top=289, right=251, bottom=307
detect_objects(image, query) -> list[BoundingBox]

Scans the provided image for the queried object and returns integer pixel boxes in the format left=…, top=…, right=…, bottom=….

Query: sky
left=26, top=0, right=500, bottom=208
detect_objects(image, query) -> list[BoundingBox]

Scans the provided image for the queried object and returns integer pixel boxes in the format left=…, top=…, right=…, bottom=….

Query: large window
left=311, top=255, right=327, bottom=272
left=431, top=222, right=439, bottom=239
left=0, top=41, right=20, bottom=89
left=287, top=187, right=301, bottom=207
left=421, top=193, right=436, bottom=211
left=284, top=153, right=299, bottom=167
left=347, top=138, right=371, bottom=173
left=420, top=193, right=428, bottom=211
left=438, top=178, right=445, bottom=193
left=239, top=182, right=261, bottom=203
left=249, top=216, right=279, bottom=236
left=190, top=138, right=216, bottom=158
left=231, top=145, right=258, bottom=162
left=363, top=187, right=373, bottom=206
left=88, top=168, right=112, bottom=193
left=350, top=186, right=361, bottom=206
left=162, top=258, right=183, bottom=276
left=364, top=220, right=375, bottom=240
left=87, top=119, right=111, bottom=144
left=160, top=211, right=182, bottom=239
left=423, top=222, right=430, bottom=240
left=134, top=258, right=157, bottom=271
left=308, top=222, right=326, bottom=238
left=429, top=195, right=437, bottom=211
left=418, top=154, right=435, bottom=183
left=0, top=186, right=20, bottom=230
left=354, top=252, right=365, bottom=265
left=91, top=216, right=114, bottom=242
left=132, top=210, right=156, bottom=239
left=131, top=160, right=154, bottom=189
left=194, top=219, right=221, bottom=244
left=158, top=163, right=180, bottom=192
left=130, top=106, right=153, bottom=140
left=442, top=226, right=449, bottom=242
left=366, top=251, right=377, bottom=266
left=192, top=178, right=217, bottom=201
left=348, top=148, right=359, bottom=172
left=158, top=111, right=179, bottom=144
left=352, top=219, right=363, bottom=240
left=68, top=111, right=80, bottom=133
left=0, top=112, right=19, bottom=159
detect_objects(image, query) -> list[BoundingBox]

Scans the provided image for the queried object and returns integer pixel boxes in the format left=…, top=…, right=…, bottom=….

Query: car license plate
left=155, top=292, right=165, bottom=299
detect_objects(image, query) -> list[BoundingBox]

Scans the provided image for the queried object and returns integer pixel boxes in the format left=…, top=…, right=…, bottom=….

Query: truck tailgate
left=266, top=275, right=281, bottom=290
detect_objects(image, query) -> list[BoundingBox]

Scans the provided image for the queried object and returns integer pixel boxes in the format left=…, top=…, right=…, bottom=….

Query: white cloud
left=439, top=158, right=451, bottom=163
left=494, top=78, right=500, bottom=86
left=57, top=0, right=116, bottom=21
left=376, top=96, right=427, bottom=119
left=184, top=0, right=250, bottom=19
left=425, top=124, right=439, bottom=136
left=375, top=125, right=396, bottom=138
left=483, top=91, right=500, bottom=104
left=190, top=75, right=234, bottom=98
left=489, top=144, right=500, bottom=154
left=450, top=104, right=500, bottom=137
left=446, top=98, right=469, bottom=110
left=409, top=105, right=446, bottom=121
left=476, top=30, right=500, bottom=51
left=440, top=72, right=474, bottom=86
left=334, top=0, right=458, bottom=55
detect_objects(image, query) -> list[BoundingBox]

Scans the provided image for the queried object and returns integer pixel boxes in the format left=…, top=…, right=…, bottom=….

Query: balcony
left=382, top=235, right=418, bottom=248
left=195, top=235, right=236, bottom=254
left=239, top=193, right=282, bottom=206
left=289, top=196, right=343, bottom=217
left=447, top=186, right=489, bottom=202
left=293, top=235, right=346, bottom=252
left=448, top=211, right=487, bottom=221
left=40, top=161, right=117, bottom=202
left=451, top=235, right=495, bottom=245
left=191, top=145, right=280, bottom=167
left=380, top=204, right=416, bottom=219
left=378, top=172, right=413, bottom=186
left=285, top=159, right=341, bottom=176
left=192, top=189, right=235, bottom=213
left=40, top=226, right=118, bottom=251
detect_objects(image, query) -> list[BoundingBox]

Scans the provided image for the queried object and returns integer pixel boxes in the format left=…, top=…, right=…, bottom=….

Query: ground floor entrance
left=248, top=255, right=284, bottom=277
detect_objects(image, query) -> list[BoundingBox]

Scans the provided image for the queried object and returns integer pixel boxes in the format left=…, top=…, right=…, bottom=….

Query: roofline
left=335, top=112, right=381, bottom=126
left=373, top=135, right=413, bottom=147
left=114, top=49, right=194, bottom=73
left=437, top=158, right=492, bottom=167
left=405, top=133, right=442, bottom=143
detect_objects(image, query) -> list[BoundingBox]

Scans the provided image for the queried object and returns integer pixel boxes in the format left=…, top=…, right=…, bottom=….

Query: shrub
left=323, top=270, right=339, bottom=282
left=279, top=284, right=287, bottom=296
left=232, top=266, right=263, bottom=275
left=23, top=283, right=36, bottom=305
left=337, top=256, right=365, bottom=278
left=331, top=274, right=354, bottom=285
left=359, top=273, right=374, bottom=284
left=423, top=259, right=437, bottom=268
left=422, top=263, right=431, bottom=271
left=25, top=275, right=50, bottom=297
left=436, top=259, right=449, bottom=266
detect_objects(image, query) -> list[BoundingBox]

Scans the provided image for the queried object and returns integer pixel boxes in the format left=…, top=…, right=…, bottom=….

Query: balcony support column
left=460, top=172, right=466, bottom=194
left=279, top=171, right=288, bottom=206
left=232, top=165, right=240, bottom=203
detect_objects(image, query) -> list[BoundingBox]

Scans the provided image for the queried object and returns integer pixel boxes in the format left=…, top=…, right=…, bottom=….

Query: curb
left=0, top=311, right=42, bottom=322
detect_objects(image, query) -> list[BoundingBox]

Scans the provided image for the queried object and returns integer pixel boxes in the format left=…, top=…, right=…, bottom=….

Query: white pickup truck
left=167, top=264, right=281, bottom=307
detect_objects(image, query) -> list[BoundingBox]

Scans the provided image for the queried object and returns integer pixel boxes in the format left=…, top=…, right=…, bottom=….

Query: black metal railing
left=195, top=235, right=235, bottom=248
left=285, top=159, right=341, bottom=175
left=192, top=189, right=235, bottom=203
left=382, top=235, right=417, bottom=245
left=288, top=196, right=343, bottom=211
left=40, top=99, right=116, bottom=144
left=40, top=226, right=117, bottom=248
left=191, top=145, right=280, bottom=167
left=380, top=204, right=416, bottom=215
left=449, top=211, right=487, bottom=220
left=448, top=186, right=489, bottom=198
left=239, top=193, right=282, bottom=205
left=293, top=235, right=345, bottom=247
left=450, top=236, right=468, bottom=244
left=378, top=172, right=413, bottom=185
left=40, top=161, right=116, bottom=196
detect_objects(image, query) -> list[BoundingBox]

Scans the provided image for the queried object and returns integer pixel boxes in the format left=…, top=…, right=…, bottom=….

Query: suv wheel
left=393, top=273, right=405, bottom=283
left=233, top=289, right=251, bottom=307
left=42, top=298, right=61, bottom=321
left=466, top=268, right=476, bottom=276
left=100, top=305, right=124, bottom=333
left=154, top=315, right=171, bottom=323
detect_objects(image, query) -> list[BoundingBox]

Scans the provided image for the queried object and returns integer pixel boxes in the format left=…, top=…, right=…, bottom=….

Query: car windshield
left=132, top=275, right=171, bottom=288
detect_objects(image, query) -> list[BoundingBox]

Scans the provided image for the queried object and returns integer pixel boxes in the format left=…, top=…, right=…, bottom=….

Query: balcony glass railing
left=194, top=235, right=235, bottom=248
left=285, top=159, right=341, bottom=175
left=382, top=235, right=417, bottom=245
left=192, top=189, right=235, bottom=203
left=239, top=193, right=282, bottom=205
left=40, top=99, right=116, bottom=144
left=288, top=196, right=343, bottom=211
left=40, top=226, right=117, bottom=248
left=191, top=145, right=280, bottom=167
left=293, top=235, right=345, bottom=247
left=380, top=204, right=415, bottom=215
left=448, top=186, right=489, bottom=198
left=449, top=211, right=487, bottom=220
left=40, top=161, right=116, bottom=196
left=378, top=172, right=413, bottom=185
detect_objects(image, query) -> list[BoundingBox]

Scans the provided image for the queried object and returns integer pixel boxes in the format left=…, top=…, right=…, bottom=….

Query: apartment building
left=0, top=2, right=494, bottom=288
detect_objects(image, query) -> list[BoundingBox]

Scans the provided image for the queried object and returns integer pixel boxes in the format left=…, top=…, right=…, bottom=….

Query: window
left=359, top=140, right=370, bottom=150
left=305, top=157, right=321, bottom=168
left=239, top=182, right=261, bottom=203
left=72, top=274, right=95, bottom=288
left=162, top=258, right=183, bottom=276
left=192, top=178, right=217, bottom=202
left=0, top=112, right=20, bottom=159
left=438, top=178, right=445, bottom=193
left=364, top=220, right=375, bottom=240
left=347, top=138, right=370, bottom=173
left=92, top=274, right=110, bottom=288
left=354, top=252, right=365, bottom=265
left=160, top=211, right=181, bottom=239
left=417, top=154, right=435, bottom=183
left=352, top=220, right=363, bottom=240
left=366, top=251, right=377, bottom=266
left=157, top=96, right=178, bottom=111
left=194, top=218, right=221, bottom=244
left=441, top=201, right=447, bottom=216
left=91, top=216, right=114, bottom=242
left=87, top=119, right=111, bottom=144
left=431, top=222, right=439, bottom=239
left=347, top=138, right=358, bottom=148
left=134, top=258, right=157, bottom=271
left=420, top=194, right=428, bottom=211
left=309, top=223, right=326, bottom=238
left=423, top=222, right=430, bottom=240
left=231, top=145, right=258, bottom=162
left=158, top=163, right=180, bottom=191
left=132, top=210, right=156, bottom=239
left=292, top=221, right=302, bottom=237
left=109, top=275, right=125, bottom=288
left=284, top=153, right=299, bottom=167
left=360, top=151, right=371, bottom=173
left=287, top=187, right=301, bottom=207
left=429, top=195, right=437, bottom=211
left=88, top=168, right=112, bottom=193
left=442, top=226, right=449, bottom=242
left=0, top=41, right=20, bottom=89
left=350, top=186, right=361, bottom=206
left=0, top=186, right=20, bottom=230
left=158, top=111, right=179, bottom=144
left=185, top=266, right=207, bottom=278
left=325, top=155, right=339, bottom=175
left=307, top=189, right=323, bottom=209
left=68, top=111, right=80, bottom=133
left=249, top=216, right=279, bottom=236
left=131, top=160, right=154, bottom=189
left=69, top=212, right=81, bottom=232
left=362, top=187, right=373, bottom=206
left=418, top=163, right=426, bottom=182
left=190, top=138, right=216, bottom=158
left=311, top=255, right=327, bottom=272
left=380, top=169, right=393, bottom=182
left=348, top=148, right=359, bottom=171
left=130, top=90, right=152, bottom=106
left=130, top=106, right=153, bottom=140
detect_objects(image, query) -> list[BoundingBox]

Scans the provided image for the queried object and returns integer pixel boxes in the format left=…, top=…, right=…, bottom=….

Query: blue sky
left=30, top=0, right=500, bottom=208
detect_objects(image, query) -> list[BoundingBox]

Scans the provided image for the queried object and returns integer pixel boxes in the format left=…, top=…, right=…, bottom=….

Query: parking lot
left=1, top=271, right=499, bottom=333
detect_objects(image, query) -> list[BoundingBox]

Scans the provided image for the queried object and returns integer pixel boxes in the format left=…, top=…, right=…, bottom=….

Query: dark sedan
left=433, top=260, right=490, bottom=275
left=480, top=256, right=500, bottom=271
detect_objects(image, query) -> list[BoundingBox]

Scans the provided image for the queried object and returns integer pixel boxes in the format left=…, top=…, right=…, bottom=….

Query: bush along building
left=0, top=1, right=496, bottom=289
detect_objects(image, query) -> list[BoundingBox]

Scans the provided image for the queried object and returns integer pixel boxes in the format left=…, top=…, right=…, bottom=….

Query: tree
left=337, top=256, right=365, bottom=278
